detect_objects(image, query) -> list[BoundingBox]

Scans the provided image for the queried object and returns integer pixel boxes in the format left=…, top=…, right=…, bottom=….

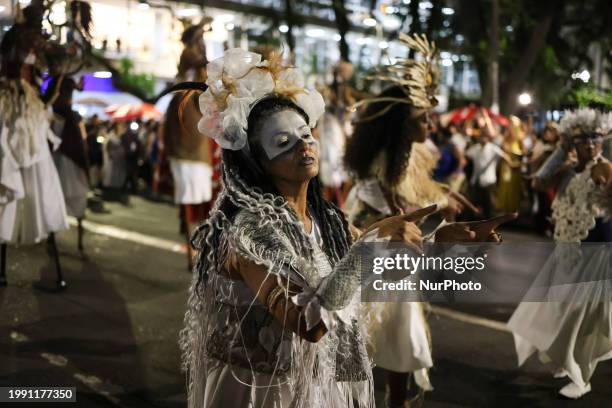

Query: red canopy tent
left=440, top=105, right=510, bottom=128
left=105, top=103, right=162, bottom=121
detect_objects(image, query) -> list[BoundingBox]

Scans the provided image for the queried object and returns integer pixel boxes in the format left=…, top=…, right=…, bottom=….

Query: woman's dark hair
left=344, top=85, right=418, bottom=186
left=193, top=95, right=353, bottom=290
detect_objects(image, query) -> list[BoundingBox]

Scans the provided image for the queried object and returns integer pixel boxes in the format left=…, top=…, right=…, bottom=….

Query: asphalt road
left=1, top=195, right=610, bottom=407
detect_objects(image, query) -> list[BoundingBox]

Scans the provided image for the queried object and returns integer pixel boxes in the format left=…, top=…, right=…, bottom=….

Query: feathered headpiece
left=350, top=33, right=440, bottom=119
left=197, top=48, right=325, bottom=150
left=599, top=111, right=612, bottom=138
left=559, top=108, right=610, bottom=141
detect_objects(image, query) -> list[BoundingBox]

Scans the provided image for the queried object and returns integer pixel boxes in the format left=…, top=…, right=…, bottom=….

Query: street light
left=363, top=17, right=377, bottom=27
left=279, top=24, right=289, bottom=33
left=518, top=92, right=532, bottom=106
left=571, top=69, right=590, bottom=83
left=93, top=71, right=112, bottom=78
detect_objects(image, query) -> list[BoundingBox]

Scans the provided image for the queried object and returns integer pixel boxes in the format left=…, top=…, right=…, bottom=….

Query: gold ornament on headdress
left=350, top=33, right=440, bottom=120
left=210, top=50, right=306, bottom=110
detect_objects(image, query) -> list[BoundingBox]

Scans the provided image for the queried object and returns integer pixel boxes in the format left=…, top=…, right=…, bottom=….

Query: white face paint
left=254, top=110, right=319, bottom=160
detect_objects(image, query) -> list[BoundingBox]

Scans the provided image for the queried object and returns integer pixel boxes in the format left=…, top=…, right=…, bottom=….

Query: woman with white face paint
left=180, top=49, right=434, bottom=408
left=509, top=108, right=612, bottom=400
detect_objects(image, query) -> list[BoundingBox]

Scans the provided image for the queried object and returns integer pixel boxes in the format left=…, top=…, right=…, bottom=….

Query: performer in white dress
left=343, top=34, right=503, bottom=408
left=508, top=108, right=612, bottom=399
left=0, top=3, right=71, bottom=288
left=179, top=47, right=447, bottom=408
left=0, top=81, right=68, bottom=245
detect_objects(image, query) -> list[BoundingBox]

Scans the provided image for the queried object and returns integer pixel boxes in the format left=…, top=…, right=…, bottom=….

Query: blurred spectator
left=102, top=122, right=127, bottom=193
left=316, top=86, right=348, bottom=206
left=496, top=116, right=525, bottom=214
left=530, top=121, right=560, bottom=171
left=139, top=120, right=159, bottom=191
left=433, top=127, right=462, bottom=187
left=448, top=124, right=468, bottom=191
left=121, top=122, right=141, bottom=193
left=466, top=129, right=514, bottom=218
left=529, top=121, right=560, bottom=235
left=86, top=114, right=104, bottom=187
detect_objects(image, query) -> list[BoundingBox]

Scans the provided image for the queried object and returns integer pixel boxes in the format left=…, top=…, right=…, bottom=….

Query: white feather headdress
left=559, top=108, right=609, bottom=140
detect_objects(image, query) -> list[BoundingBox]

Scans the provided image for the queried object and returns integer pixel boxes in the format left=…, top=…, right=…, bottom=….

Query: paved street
left=1, top=196, right=611, bottom=407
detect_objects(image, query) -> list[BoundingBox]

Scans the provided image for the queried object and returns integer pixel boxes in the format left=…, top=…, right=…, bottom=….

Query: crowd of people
left=428, top=113, right=563, bottom=230
left=84, top=115, right=161, bottom=199
left=79, top=88, right=579, bottom=246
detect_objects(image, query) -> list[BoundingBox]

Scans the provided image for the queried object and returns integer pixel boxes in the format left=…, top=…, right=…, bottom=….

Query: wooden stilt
left=0, top=243, right=7, bottom=287
left=47, top=233, right=66, bottom=290
left=77, top=217, right=84, bottom=253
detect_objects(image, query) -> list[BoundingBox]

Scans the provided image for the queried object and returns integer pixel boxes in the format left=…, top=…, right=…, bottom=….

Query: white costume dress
left=53, top=153, right=89, bottom=218
left=0, top=80, right=69, bottom=244
left=508, top=158, right=612, bottom=393
left=185, top=212, right=375, bottom=408
left=169, top=159, right=212, bottom=205
left=200, top=221, right=365, bottom=407
left=101, top=134, right=127, bottom=189
left=345, top=143, right=447, bottom=390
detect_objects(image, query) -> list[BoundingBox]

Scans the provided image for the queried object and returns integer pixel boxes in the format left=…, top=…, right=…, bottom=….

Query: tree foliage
left=117, top=57, right=156, bottom=100
left=571, top=85, right=612, bottom=110
left=317, top=0, right=610, bottom=113
left=452, top=0, right=611, bottom=113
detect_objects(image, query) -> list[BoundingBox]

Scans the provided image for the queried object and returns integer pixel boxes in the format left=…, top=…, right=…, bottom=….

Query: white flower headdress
left=197, top=48, right=325, bottom=150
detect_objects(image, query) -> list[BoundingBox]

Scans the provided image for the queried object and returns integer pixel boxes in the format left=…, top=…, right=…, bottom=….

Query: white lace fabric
left=552, top=159, right=611, bottom=242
